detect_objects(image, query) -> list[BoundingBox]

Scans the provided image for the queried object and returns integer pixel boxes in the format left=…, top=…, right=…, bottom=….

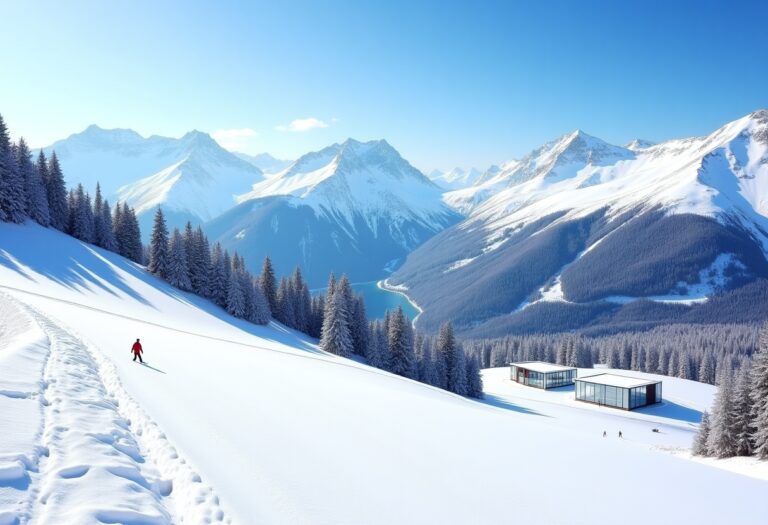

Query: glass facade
left=575, top=380, right=662, bottom=410
left=510, top=364, right=576, bottom=389
left=544, top=369, right=576, bottom=388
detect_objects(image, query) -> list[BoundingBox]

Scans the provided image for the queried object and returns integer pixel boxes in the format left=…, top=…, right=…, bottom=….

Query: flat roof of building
left=510, top=361, right=577, bottom=373
left=575, top=373, right=660, bottom=389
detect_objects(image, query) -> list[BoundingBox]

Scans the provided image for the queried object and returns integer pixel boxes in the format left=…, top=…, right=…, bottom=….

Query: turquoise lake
left=313, top=280, right=420, bottom=320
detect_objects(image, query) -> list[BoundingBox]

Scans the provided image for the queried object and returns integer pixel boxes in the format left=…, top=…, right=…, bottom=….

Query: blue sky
left=1, top=0, right=767, bottom=170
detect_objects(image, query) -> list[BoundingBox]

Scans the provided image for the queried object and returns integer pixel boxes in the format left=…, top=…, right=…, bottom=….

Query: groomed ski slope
left=0, top=222, right=767, bottom=524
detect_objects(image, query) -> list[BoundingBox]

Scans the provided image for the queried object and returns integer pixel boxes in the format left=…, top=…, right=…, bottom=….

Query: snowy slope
left=392, top=110, right=768, bottom=334
left=2, top=222, right=766, bottom=524
left=207, top=139, right=461, bottom=285
left=43, top=126, right=264, bottom=230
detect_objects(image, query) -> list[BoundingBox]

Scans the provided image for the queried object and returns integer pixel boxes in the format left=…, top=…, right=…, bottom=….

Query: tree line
left=463, top=323, right=758, bottom=386
left=1, top=112, right=483, bottom=399
left=693, top=330, right=768, bottom=461
left=316, top=273, right=483, bottom=397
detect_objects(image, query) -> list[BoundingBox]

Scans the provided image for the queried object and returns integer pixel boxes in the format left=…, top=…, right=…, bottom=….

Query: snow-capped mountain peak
left=625, top=138, right=657, bottom=151
left=43, top=126, right=264, bottom=233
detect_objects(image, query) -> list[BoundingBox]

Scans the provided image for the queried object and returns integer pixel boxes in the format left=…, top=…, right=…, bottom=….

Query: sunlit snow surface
left=1, top=223, right=767, bottom=524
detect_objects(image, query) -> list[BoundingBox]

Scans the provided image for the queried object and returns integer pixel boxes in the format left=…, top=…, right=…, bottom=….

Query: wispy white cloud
left=211, top=128, right=259, bottom=151
left=275, top=117, right=329, bottom=133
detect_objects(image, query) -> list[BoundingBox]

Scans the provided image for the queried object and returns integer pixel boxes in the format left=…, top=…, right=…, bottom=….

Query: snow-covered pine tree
left=466, top=355, right=484, bottom=398
left=120, top=203, right=143, bottom=263
left=166, top=228, right=192, bottom=290
left=667, top=351, right=678, bottom=377
left=259, top=257, right=278, bottom=314
left=453, top=345, right=468, bottom=395
left=17, top=138, right=50, bottom=226
left=678, top=352, right=692, bottom=380
left=733, top=366, right=754, bottom=456
left=309, top=295, right=324, bottom=338
left=0, top=117, right=26, bottom=223
left=275, top=277, right=295, bottom=327
left=387, top=306, right=415, bottom=378
left=319, top=278, right=352, bottom=357
left=99, top=199, right=117, bottom=251
left=556, top=339, right=567, bottom=365
left=350, top=295, right=369, bottom=356
left=290, top=267, right=308, bottom=332
left=208, top=243, right=228, bottom=307
left=45, top=151, right=69, bottom=231
left=692, top=411, right=711, bottom=456
left=68, top=184, right=93, bottom=242
left=248, top=276, right=271, bottom=325
left=751, top=328, right=768, bottom=459
left=699, top=352, right=715, bottom=385
left=707, top=367, right=737, bottom=458
left=365, top=320, right=383, bottom=368
left=194, top=227, right=212, bottom=297
left=435, top=322, right=456, bottom=390
left=148, top=208, right=169, bottom=279
left=226, top=269, right=246, bottom=318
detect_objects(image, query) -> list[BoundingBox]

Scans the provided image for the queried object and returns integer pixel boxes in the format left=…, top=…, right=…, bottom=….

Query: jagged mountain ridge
left=207, top=138, right=461, bottom=286
left=391, top=110, right=768, bottom=336
left=42, top=125, right=264, bottom=233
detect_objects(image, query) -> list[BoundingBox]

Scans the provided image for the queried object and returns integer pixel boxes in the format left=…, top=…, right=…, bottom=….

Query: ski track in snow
left=0, top=294, right=230, bottom=525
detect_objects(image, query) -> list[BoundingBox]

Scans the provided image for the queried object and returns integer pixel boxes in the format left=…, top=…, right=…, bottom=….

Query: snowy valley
left=1, top=222, right=767, bottom=524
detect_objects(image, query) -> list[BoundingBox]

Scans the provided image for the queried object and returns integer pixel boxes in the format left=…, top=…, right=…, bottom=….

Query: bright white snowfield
left=1, top=223, right=767, bottom=525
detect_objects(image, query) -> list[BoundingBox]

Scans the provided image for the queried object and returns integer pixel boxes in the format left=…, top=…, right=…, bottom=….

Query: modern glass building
left=509, top=361, right=577, bottom=389
left=575, top=373, right=662, bottom=410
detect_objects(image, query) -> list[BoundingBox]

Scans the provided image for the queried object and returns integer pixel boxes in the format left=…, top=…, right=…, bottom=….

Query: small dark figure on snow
left=131, top=338, right=144, bottom=363
left=618, top=430, right=623, bottom=438
left=602, top=431, right=607, bottom=438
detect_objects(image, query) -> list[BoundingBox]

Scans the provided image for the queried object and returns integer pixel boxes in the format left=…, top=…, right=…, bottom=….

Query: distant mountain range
left=206, top=138, right=461, bottom=286
left=234, top=152, right=293, bottom=174
left=42, top=125, right=265, bottom=236
left=43, top=110, right=768, bottom=336
left=390, top=110, right=768, bottom=336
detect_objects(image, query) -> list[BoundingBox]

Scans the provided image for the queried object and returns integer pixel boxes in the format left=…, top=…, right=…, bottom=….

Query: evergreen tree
left=96, top=199, right=116, bottom=251
left=259, top=256, right=277, bottom=314
left=733, top=366, right=754, bottom=456
left=276, top=277, right=295, bottom=327
left=92, top=183, right=105, bottom=246
left=0, top=116, right=26, bottom=223
left=247, top=277, right=271, bottom=324
left=209, top=243, right=229, bottom=307
left=290, top=267, right=308, bottom=332
left=692, top=412, right=711, bottom=456
left=699, top=352, right=715, bottom=385
left=194, top=227, right=212, bottom=297
left=17, top=138, right=50, bottom=225
left=166, top=228, right=192, bottom=290
left=226, top=270, right=246, bottom=318
left=69, top=184, right=94, bottom=242
left=435, top=322, right=457, bottom=390
left=387, top=307, right=415, bottom=378
left=707, top=367, right=737, bottom=458
left=319, top=276, right=352, bottom=357
left=350, top=295, right=369, bottom=355
left=148, top=208, right=169, bottom=278
left=116, top=203, right=142, bottom=263
left=466, top=355, right=484, bottom=398
left=453, top=345, right=468, bottom=395
left=45, top=151, right=69, bottom=230
left=751, top=329, right=768, bottom=459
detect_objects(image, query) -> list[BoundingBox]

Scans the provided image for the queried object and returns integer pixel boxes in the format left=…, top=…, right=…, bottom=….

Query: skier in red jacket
left=131, top=338, right=144, bottom=363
